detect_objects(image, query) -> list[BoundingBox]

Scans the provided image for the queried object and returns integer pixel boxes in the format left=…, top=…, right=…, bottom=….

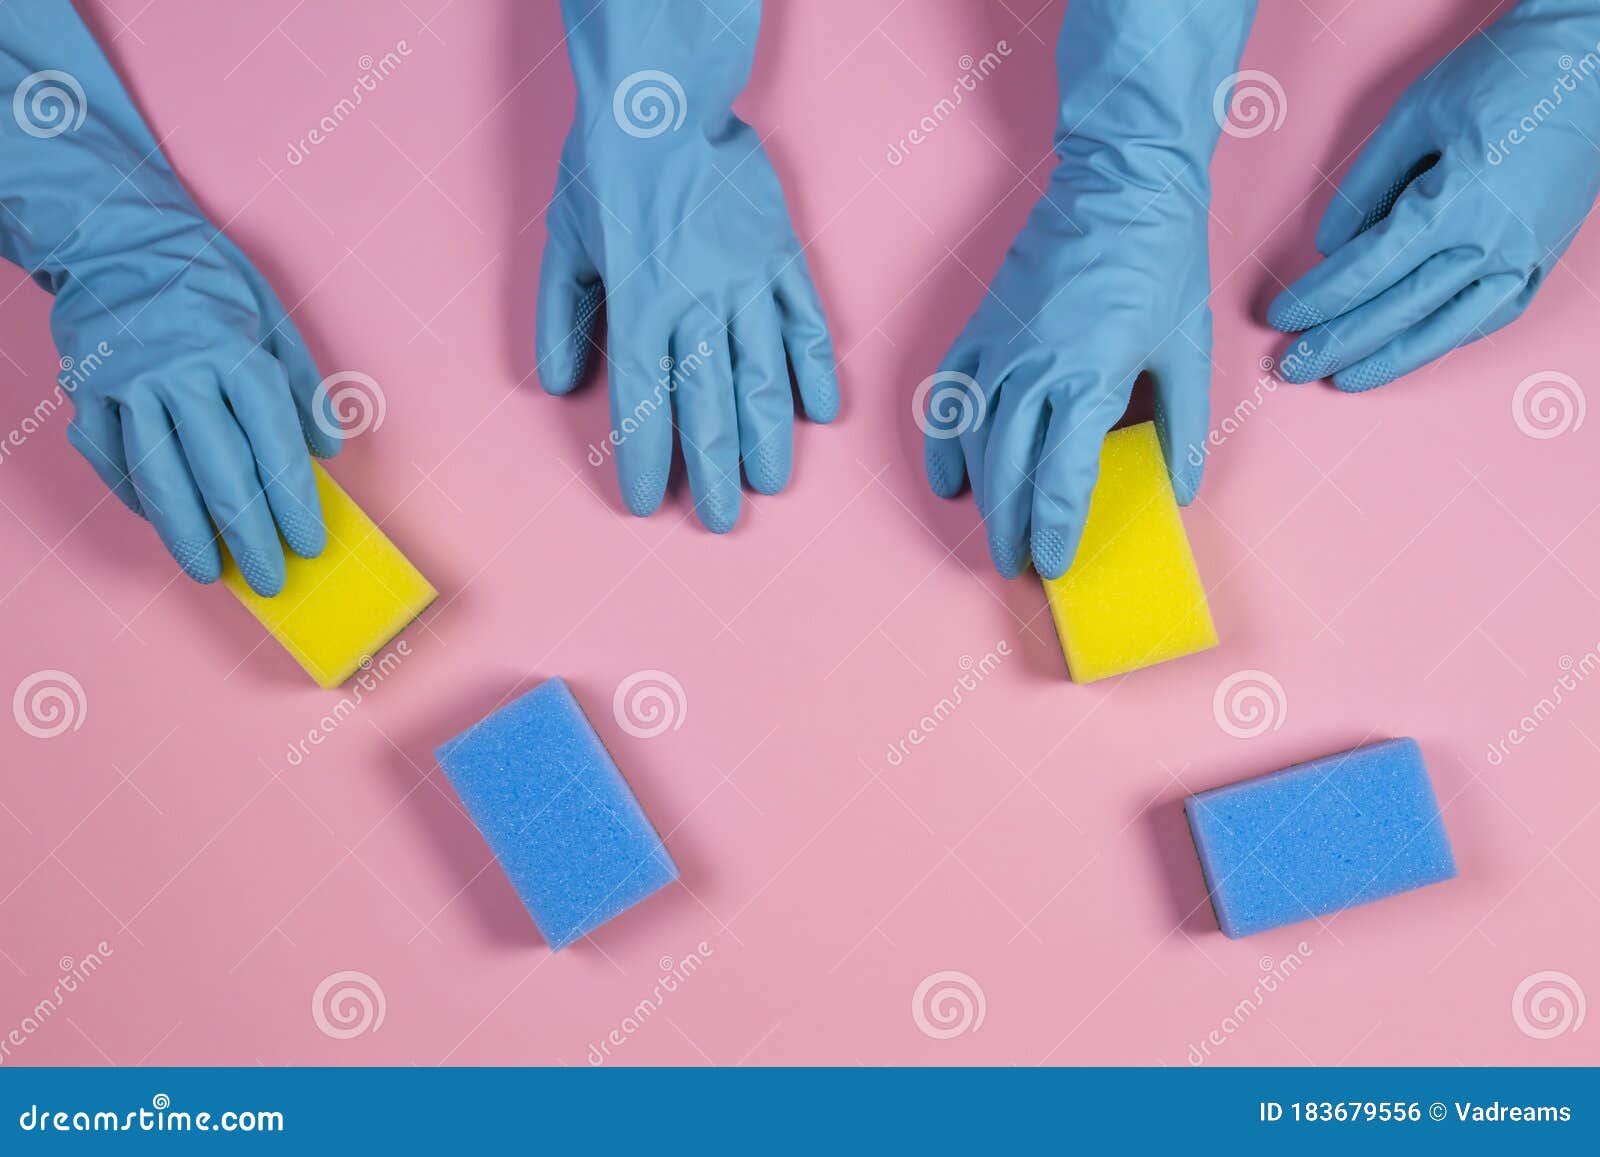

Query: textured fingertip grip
left=1041, top=422, right=1216, bottom=682
left=222, top=463, right=437, bottom=688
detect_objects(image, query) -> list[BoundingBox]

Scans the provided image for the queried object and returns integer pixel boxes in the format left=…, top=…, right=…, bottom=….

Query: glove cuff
left=1053, top=0, right=1258, bottom=193
left=0, top=2, right=201, bottom=282
left=559, top=0, right=759, bottom=140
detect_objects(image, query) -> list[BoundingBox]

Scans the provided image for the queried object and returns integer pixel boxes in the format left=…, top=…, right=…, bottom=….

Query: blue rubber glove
left=924, top=0, right=1257, bottom=579
left=0, top=2, right=337, bottom=596
left=537, top=0, right=839, bottom=534
left=1268, top=0, right=1600, bottom=390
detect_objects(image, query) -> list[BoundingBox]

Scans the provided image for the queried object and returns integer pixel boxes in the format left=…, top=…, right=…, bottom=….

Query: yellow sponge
left=1042, top=422, right=1216, bottom=682
left=223, top=463, right=437, bottom=688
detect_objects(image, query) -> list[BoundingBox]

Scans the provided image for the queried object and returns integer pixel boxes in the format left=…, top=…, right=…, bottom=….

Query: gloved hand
left=0, top=2, right=337, bottom=596
left=537, top=0, right=839, bottom=534
left=1268, top=0, right=1600, bottom=390
left=924, top=0, right=1257, bottom=579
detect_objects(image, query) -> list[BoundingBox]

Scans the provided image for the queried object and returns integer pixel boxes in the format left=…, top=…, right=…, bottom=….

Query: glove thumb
left=1152, top=310, right=1213, bottom=505
left=535, top=229, right=602, bottom=396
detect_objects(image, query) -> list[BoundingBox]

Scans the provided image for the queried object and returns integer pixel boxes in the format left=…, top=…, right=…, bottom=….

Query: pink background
left=2, top=0, right=1597, bottom=1066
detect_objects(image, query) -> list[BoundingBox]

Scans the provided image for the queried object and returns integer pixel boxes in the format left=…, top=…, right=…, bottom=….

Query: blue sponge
left=435, top=678, right=678, bottom=950
left=1185, top=738, right=1456, bottom=938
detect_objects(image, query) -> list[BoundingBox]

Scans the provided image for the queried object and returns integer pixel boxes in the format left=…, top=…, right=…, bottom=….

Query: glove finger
left=1030, top=368, right=1139, bottom=580
left=672, top=326, right=742, bottom=533
left=922, top=347, right=981, bottom=499
left=607, top=314, right=674, bottom=517
left=225, top=350, right=326, bottom=560
left=774, top=261, right=840, bottom=423
left=1316, top=109, right=1436, bottom=255
left=980, top=380, right=1047, bottom=579
left=251, top=299, right=342, bottom=461
left=1268, top=162, right=1454, bottom=332
left=67, top=401, right=141, bottom=517
left=1331, top=272, right=1527, bottom=393
left=1276, top=247, right=1483, bottom=384
left=1151, top=311, right=1213, bottom=506
left=536, top=230, right=603, bottom=396
left=730, top=298, right=793, bottom=495
left=957, top=365, right=1001, bottom=514
left=173, top=393, right=287, bottom=597
left=206, top=232, right=339, bottom=459
left=122, top=395, right=221, bottom=584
